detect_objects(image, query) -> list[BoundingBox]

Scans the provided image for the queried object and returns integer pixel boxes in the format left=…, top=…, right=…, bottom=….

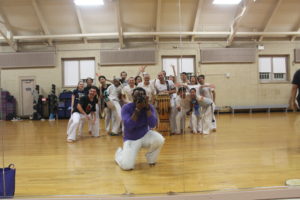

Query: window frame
left=258, top=55, right=289, bottom=83
left=161, top=56, right=196, bottom=79
left=62, top=57, right=96, bottom=88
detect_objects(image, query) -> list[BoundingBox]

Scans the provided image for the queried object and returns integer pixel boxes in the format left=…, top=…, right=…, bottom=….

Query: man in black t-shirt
left=290, top=69, right=300, bottom=111
left=67, top=86, right=98, bottom=143
left=83, top=77, right=101, bottom=136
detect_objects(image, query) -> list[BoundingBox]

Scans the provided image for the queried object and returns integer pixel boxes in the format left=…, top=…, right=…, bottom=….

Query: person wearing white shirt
left=198, top=75, right=217, bottom=132
left=188, top=88, right=214, bottom=134
left=177, top=72, right=190, bottom=87
left=187, top=76, right=199, bottom=91
left=122, top=77, right=136, bottom=104
left=189, top=88, right=201, bottom=134
left=98, top=75, right=111, bottom=133
left=105, top=78, right=123, bottom=136
left=175, top=87, right=191, bottom=134
left=138, top=73, right=156, bottom=104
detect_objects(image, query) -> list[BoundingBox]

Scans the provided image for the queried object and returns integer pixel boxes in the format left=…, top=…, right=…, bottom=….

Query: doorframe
left=19, top=76, right=36, bottom=116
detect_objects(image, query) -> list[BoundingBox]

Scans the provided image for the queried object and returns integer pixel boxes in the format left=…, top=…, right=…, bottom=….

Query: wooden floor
left=1, top=112, right=300, bottom=197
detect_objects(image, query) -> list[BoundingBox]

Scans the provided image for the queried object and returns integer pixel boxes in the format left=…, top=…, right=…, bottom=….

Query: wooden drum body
left=155, top=94, right=170, bottom=135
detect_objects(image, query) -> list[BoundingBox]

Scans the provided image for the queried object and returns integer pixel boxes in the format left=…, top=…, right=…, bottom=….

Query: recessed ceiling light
left=74, top=0, right=104, bottom=6
left=213, top=0, right=242, bottom=5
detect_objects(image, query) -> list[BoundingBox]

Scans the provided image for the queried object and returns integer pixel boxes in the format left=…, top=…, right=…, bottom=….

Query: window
left=162, top=56, right=195, bottom=79
left=258, top=56, right=288, bottom=82
left=63, top=59, right=95, bottom=87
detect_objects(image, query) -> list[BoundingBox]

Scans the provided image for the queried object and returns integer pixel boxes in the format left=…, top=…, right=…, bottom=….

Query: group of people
left=66, top=66, right=218, bottom=170
left=64, top=65, right=300, bottom=170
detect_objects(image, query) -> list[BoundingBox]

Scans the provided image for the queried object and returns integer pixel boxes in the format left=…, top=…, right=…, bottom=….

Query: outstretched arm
left=171, top=65, right=177, bottom=77
left=136, top=65, right=147, bottom=77
left=71, top=94, right=75, bottom=112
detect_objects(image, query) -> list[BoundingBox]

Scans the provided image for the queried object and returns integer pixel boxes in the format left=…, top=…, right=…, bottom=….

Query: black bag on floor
left=0, top=164, right=16, bottom=198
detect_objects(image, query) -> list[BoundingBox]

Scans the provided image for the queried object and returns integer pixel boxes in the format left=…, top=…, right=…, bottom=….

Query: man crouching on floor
left=115, top=87, right=165, bottom=170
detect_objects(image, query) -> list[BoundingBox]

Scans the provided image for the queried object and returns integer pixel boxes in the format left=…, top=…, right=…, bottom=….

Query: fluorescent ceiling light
left=74, top=0, right=104, bottom=6
left=213, top=0, right=242, bottom=5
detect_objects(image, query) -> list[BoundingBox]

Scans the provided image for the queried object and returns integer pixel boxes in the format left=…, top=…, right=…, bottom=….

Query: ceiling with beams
left=0, top=0, right=300, bottom=50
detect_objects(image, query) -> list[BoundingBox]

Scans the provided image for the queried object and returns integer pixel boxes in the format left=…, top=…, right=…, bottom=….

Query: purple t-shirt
left=121, top=103, right=157, bottom=141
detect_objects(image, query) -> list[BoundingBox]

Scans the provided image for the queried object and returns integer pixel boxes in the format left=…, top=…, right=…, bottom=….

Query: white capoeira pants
left=199, top=105, right=213, bottom=134
left=67, top=112, right=97, bottom=140
left=170, top=98, right=177, bottom=134
left=115, top=130, right=165, bottom=170
left=211, top=103, right=217, bottom=130
left=175, top=108, right=189, bottom=134
left=111, top=100, right=122, bottom=134
left=77, top=104, right=100, bottom=137
left=88, top=104, right=100, bottom=137
left=104, top=107, right=112, bottom=132
left=191, top=112, right=201, bottom=133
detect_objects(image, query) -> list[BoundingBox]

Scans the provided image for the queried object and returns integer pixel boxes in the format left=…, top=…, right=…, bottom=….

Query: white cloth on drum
left=115, top=130, right=165, bottom=170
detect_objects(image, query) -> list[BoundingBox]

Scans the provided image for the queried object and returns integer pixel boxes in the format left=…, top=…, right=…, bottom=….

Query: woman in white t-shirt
left=137, top=73, right=156, bottom=104
left=122, top=77, right=136, bottom=104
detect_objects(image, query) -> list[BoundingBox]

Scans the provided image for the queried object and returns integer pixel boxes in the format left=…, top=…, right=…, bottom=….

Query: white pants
left=175, top=108, right=189, bottom=134
left=77, top=104, right=100, bottom=136
left=199, top=105, right=213, bottom=134
left=115, top=130, right=165, bottom=170
left=67, top=112, right=97, bottom=140
left=104, top=107, right=112, bottom=132
left=191, top=112, right=201, bottom=133
left=211, top=103, right=217, bottom=130
left=169, top=97, right=177, bottom=133
left=111, top=100, right=121, bottom=134
left=88, top=104, right=100, bottom=137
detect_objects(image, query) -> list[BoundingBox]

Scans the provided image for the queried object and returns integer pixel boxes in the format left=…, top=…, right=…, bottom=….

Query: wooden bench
left=231, top=104, right=289, bottom=114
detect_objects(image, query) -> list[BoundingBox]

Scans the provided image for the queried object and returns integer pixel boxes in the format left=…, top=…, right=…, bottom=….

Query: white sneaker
left=11, top=118, right=18, bottom=122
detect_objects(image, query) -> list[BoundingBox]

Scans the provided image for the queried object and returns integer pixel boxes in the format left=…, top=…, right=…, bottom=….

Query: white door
left=21, top=79, right=35, bottom=116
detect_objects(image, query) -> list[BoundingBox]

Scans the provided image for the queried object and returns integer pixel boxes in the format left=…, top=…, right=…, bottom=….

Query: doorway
left=20, top=78, right=35, bottom=116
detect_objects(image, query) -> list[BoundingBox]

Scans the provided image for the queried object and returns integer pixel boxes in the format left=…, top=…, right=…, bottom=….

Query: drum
left=155, top=94, right=170, bottom=134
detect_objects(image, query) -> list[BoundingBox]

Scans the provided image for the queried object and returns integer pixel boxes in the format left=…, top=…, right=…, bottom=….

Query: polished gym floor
left=1, top=112, right=300, bottom=197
